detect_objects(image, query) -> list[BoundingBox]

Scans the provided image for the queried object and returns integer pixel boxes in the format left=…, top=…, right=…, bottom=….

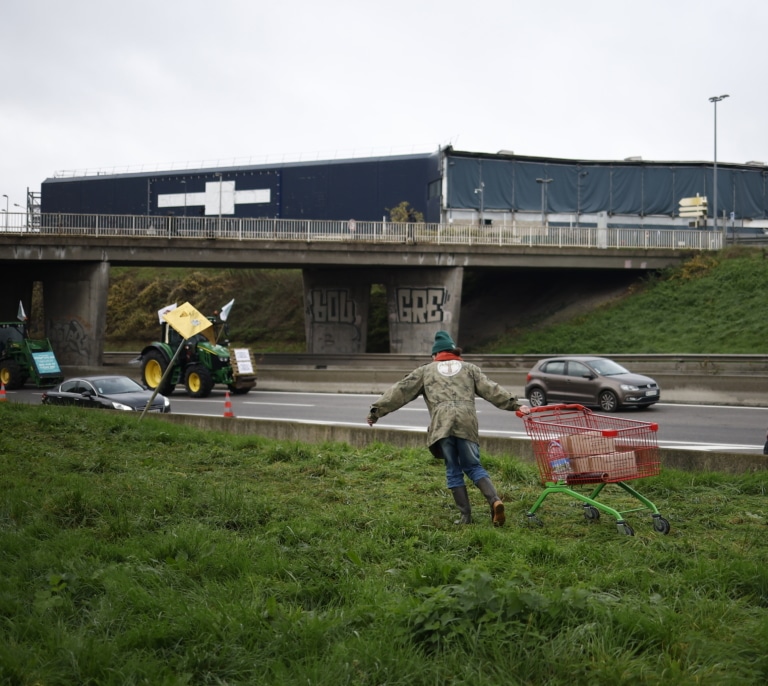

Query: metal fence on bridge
left=2, top=211, right=724, bottom=250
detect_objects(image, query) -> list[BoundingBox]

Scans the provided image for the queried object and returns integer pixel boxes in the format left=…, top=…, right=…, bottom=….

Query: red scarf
left=434, top=351, right=463, bottom=361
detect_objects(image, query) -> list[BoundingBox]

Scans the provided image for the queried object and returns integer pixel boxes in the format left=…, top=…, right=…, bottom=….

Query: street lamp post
left=536, top=178, right=553, bottom=227
left=2, top=194, right=8, bottom=231
left=474, top=182, right=485, bottom=227
left=576, top=171, right=589, bottom=226
left=709, top=94, right=729, bottom=238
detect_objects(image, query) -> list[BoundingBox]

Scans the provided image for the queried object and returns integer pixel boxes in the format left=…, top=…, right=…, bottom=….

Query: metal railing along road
left=2, top=211, right=724, bottom=251
left=102, top=351, right=768, bottom=377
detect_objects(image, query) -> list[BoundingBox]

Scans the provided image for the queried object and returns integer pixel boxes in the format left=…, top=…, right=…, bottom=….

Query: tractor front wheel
left=142, top=350, right=175, bottom=396
left=185, top=364, right=214, bottom=398
left=0, top=359, right=25, bottom=390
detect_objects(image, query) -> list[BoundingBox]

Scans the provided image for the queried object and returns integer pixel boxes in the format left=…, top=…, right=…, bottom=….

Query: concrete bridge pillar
left=44, top=262, right=110, bottom=366
left=302, top=267, right=464, bottom=354
left=303, top=269, right=371, bottom=353
left=385, top=267, right=464, bottom=354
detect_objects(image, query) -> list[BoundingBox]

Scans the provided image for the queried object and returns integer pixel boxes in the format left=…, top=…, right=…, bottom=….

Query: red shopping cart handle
left=515, top=403, right=592, bottom=418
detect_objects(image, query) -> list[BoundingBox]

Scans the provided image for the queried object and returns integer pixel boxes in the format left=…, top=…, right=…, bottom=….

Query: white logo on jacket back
left=436, top=360, right=462, bottom=377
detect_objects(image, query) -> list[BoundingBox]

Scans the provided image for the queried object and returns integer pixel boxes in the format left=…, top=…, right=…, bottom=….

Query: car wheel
left=185, top=364, right=214, bottom=398
left=528, top=387, right=547, bottom=407
left=142, top=350, right=175, bottom=395
left=598, top=389, right=619, bottom=412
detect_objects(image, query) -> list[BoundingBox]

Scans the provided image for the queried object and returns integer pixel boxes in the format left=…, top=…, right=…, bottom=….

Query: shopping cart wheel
left=526, top=513, right=543, bottom=527
left=616, top=521, right=635, bottom=536
left=652, top=515, right=671, bottom=535
left=583, top=505, right=600, bottom=521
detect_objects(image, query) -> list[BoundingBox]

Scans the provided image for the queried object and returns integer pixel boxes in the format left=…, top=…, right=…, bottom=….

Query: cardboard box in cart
left=559, top=431, right=638, bottom=480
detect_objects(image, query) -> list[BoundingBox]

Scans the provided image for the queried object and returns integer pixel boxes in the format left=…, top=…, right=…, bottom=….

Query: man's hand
left=517, top=405, right=531, bottom=415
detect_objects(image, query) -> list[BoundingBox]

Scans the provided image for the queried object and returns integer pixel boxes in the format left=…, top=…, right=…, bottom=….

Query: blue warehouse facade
left=41, top=147, right=768, bottom=232
left=41, top=152, right=444, bottom=224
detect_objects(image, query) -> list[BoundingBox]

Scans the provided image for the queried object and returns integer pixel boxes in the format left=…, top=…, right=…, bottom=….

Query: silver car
left=524, top=356, right=660, bottom=412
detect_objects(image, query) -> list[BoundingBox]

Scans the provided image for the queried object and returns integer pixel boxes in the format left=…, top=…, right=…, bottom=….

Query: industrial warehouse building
left=41, top=147, right=768, bottom=234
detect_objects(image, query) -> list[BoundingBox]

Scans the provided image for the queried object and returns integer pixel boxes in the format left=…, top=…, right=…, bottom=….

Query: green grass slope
left=1, top=405, right=767, bottom=684
left=487, top=249, right=768, bottom=354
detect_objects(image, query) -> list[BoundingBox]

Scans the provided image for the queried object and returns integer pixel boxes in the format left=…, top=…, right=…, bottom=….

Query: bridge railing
left=1, top=212, right=724, bottom=250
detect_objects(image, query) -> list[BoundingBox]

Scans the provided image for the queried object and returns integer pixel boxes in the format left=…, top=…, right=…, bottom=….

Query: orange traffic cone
left=0, top=382, right=6, bottom=402
left=223, top=391, right=234, bottom=418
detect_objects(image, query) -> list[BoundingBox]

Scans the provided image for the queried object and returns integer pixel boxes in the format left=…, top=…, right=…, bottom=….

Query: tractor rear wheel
left=185, top=364, right=214, bottom=398
left=0, top=359, right=25, bottom=390
left=142, top=350, right=175, bottom=396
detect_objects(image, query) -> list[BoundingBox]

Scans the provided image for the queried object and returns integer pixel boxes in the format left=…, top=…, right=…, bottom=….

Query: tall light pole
left=2, top=194, right=8, bottom=231
left=576, top=170, right=589, bottom=226
left=536, top=177, right=553, bottom=227
left=474, top=182, right=485, bottom=227
left=709, top=94, right=729, bottom=237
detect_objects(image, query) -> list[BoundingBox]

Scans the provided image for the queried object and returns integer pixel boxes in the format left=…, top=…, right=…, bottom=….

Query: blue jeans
left=438, top=436, right=490, bottom=489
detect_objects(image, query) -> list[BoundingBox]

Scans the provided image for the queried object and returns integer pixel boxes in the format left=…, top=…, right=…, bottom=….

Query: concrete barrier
left=153, top=413, right=768, bottom=475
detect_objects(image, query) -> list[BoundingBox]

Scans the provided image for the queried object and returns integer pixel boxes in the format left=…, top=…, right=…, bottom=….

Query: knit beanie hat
left=431, top=330, right=457, bottom=355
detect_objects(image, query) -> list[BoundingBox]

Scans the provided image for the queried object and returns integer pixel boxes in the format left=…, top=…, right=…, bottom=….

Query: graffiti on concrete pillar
left=395, top=287, right=447, bottom=323
left=49, top=318, right=91, bottom=361
left=308, top=288, right=357, bottom=323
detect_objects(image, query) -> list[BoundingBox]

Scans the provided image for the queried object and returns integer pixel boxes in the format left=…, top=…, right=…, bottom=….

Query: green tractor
left=0, top=321, right=65, bottom=390
left=140, top=315, right=257, bottom=398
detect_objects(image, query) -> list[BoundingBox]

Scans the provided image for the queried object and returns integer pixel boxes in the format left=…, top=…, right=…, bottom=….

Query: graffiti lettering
left=396, top=288, right=446, bottom=323
left=49, top=318, right=91, bottom=363
left=309, top=289, right=356, bottom=323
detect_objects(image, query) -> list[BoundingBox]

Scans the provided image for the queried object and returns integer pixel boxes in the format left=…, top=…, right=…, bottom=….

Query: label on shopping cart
left=547, top=440, right=571, bottom=479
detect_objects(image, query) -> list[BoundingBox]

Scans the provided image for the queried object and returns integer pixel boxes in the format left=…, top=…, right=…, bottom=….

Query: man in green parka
left=366, top=330, right=529, bottom=526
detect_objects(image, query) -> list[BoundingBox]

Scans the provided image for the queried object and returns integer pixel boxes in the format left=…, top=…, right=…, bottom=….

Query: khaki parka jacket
left=367, top=357, right=522, bottom=447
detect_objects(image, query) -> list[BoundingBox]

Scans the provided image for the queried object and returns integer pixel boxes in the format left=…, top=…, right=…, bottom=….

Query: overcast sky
left=1, top=0, right=765, bottom=210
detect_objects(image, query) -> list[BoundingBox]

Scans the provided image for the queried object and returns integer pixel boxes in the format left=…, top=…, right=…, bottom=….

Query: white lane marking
left=243, top=402, right=315, bottom=407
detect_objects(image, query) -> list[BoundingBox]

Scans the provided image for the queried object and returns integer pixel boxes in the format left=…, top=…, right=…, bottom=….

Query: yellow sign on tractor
left=162, top=302, right=215, bottom=343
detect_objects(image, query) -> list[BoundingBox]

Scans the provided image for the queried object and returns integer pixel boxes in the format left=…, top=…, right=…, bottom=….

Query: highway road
left=10, top=386, right=768, bottom=454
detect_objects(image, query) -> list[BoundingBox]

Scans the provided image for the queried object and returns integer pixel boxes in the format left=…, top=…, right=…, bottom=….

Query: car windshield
left=588, top=359, right=630, bottom=376
left=94, top=377, right=144, bottom=395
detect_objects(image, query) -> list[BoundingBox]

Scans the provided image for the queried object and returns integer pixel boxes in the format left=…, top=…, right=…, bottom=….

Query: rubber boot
left=475, top=477, right=505, bottom=527
left=450, top=486, right=472, bottom=525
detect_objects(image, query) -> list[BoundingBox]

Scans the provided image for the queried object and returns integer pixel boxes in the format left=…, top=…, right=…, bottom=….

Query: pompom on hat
left=431, top=330, right=457, bottom=355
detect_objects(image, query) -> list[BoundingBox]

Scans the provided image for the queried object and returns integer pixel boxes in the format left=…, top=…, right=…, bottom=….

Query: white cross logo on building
left=157, top=181, right=271, bottom=215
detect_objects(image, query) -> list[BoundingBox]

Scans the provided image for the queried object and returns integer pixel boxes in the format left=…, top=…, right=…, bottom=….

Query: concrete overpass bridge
left=0, top=212, right=718, bottom=365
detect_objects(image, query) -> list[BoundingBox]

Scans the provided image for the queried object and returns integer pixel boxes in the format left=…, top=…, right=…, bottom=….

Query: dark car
left=524, top=356, right=660, bottom=412
left=41, top=375, right=171, bottom=413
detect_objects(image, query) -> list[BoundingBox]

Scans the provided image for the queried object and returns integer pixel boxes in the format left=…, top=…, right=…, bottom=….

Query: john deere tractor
left=140, top=316, right=256, bottom=398
left=0, top=321, right=64, bottom=390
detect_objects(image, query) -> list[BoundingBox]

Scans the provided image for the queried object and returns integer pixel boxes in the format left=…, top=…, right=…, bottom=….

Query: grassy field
left=2, top=404, right=767, bottom=685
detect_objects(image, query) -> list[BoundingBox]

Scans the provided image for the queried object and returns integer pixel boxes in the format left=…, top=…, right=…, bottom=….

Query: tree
left=387, top=201, right=424, bottom=223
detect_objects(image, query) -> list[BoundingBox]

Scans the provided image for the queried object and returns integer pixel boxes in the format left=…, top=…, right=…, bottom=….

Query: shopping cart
left=517, top=404, right=670, bottom=536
